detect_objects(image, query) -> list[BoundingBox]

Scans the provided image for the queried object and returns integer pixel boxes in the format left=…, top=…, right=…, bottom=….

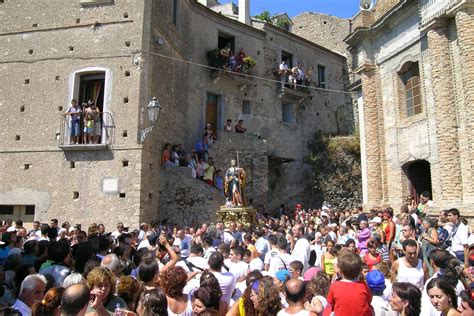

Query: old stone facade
left=0, top=0, right=353, bottom=228
left=346, top=0, right=474, bottom=215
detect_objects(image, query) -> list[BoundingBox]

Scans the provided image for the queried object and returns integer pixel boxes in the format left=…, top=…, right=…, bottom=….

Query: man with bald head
left=277, top=278, right=311, bottom=316
left=60, top=283, right=90, bottom=316
left=291, top=224, right=310, bottom=271
left=173, top=229, right=192, bottom=259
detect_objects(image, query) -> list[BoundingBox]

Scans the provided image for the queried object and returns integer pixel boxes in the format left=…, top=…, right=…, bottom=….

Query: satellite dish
left=360, top=0, right=374, bottom=10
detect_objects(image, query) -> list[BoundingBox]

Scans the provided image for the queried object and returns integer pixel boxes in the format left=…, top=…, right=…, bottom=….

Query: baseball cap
left=370, top=216, right=382, bottom=224
left=366, top=270, right=386, bottom=295
left=275, top=270, right=291, bottom=283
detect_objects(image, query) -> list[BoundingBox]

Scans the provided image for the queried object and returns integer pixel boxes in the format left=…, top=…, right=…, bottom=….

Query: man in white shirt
left=225, top=246, right=248, bottom=282
left=291, top=224, right=310, bottom=271
left=173, top=229, right=193, bottom=259
left=209, top=252, right=236, bottom=310
left=279, top=60, right=289, bottom=89
left=255, top=229, right=269, bottom=261
left=111, top=222, right=124, bottom=241
left=177, top=244, right=209, bottom=295
left=13, top=274, right=47, bottom=316
left=202, top=235, right=216, bottom=260
left=268, top=236, right=294, bottom=277
left=264, top=235, right=280, bottom=271
left=447, top=208, right=469, bottom=266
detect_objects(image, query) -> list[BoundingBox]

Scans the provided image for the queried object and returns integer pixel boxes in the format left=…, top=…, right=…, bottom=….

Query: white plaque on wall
left=103, top=177, right=119, bottom=195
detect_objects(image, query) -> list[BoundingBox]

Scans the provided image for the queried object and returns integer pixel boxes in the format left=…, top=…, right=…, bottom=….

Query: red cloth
left=364, top=252, right=381, bottom=271
left=323, top=280, right=373, bottom=316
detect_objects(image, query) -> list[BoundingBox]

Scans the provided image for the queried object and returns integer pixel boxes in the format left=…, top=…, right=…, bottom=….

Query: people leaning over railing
left=64, top=99, right=104, bottom=145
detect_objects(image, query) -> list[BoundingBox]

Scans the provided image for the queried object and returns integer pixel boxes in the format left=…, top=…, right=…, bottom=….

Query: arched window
left=401, top=62, right=422, bottom=117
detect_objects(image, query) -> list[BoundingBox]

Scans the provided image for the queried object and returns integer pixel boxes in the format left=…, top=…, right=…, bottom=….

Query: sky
left=244, top=0, right=362, bottom=19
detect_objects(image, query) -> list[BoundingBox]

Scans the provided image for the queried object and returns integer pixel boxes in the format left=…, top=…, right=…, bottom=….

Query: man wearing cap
left=366, top=270, right=396, bottom=315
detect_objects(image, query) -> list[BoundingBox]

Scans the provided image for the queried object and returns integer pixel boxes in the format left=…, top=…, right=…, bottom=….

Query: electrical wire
left=136, top=49, right=354, bottom=95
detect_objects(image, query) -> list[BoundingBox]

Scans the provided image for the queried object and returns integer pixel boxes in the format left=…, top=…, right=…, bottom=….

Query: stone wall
left=157, top=167, right=225, bottom=226
left=292, top=13, right=351, bottom=56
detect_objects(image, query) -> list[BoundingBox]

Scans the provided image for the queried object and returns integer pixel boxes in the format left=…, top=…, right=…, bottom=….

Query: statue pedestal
left=216, top=206, right=257, bottom=228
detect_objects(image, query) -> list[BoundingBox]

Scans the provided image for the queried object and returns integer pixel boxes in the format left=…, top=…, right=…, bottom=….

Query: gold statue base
left=216, top=206, right=257, bottom=229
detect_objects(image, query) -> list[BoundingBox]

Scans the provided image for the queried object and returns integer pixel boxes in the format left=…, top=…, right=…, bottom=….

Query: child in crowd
left=214, top=170, right=224, bottom=194
left=323, top=250, right=372, bottom=316
left=289, top=261, right=304, bottom=280
left=196, top=158, right=205, bottom=180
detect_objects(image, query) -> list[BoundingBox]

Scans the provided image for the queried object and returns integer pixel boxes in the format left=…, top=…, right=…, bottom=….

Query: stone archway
left=402, top=160, right=432, bottom=202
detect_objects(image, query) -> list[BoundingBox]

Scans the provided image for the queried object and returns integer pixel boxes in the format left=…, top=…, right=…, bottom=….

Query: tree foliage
left=253, top=10, right=291, bottom=30
left=306, top=133, right=362, bottom=210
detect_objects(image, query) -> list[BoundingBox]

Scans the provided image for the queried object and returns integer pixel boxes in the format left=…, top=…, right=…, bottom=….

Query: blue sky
left=244, top=0, right=361, bottom=19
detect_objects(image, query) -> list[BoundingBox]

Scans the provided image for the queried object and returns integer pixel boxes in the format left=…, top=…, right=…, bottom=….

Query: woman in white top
left=161, top=266, right=194, bottom=316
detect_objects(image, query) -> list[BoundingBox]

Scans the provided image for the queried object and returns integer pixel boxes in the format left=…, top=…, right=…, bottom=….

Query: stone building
left=0, top=0, right=352, bottom=228
left=346, top=0, right=474, bottom=215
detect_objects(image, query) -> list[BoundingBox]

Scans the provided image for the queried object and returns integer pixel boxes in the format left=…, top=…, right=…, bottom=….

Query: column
left=455, top=8, right=474, bottom=203
left=360, top=68, right=384, bottom=207
left=426, top=20, right=463, bottom=203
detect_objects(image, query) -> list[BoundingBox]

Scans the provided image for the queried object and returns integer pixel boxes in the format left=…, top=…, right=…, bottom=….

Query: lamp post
left=140, top=97, right=162, bottom=143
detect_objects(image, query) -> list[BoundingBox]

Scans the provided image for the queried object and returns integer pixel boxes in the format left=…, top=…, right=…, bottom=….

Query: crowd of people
left=161, top=120, right=247, bottom=195
left=0, top=195, right=473, bottom=315
left=65, top=99, right=102, bottom=145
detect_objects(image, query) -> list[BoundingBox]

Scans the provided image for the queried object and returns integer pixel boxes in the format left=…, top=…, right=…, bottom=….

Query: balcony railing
left=59, top=112, right=115, bottom=150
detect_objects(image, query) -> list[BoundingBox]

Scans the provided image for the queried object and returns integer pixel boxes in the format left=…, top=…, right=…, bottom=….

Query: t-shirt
left=203, top=163, right=215, bottom=181
left=450, top=222, right=469, bottom=252
left=176, top=256, right=209, bottom=273
left=264, top=249, right=280, bottom=266
left=204, top=247, right=216, bottom=260
left=212, top=271, right=236, bottom=304
left=173, top=235, right=193, bottom=258
left=225, top=259, right=248, bottom=281
left=323, top=280, right=372, bottom=316
left=255, top=237, right=269, bottom=260
left=268, top=253, right=294, bottom=277
left=292, top=238, right=310, bottom=271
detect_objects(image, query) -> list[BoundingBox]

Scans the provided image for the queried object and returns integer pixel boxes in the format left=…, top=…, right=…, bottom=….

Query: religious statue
left=224, top=159, right=246, bottom=207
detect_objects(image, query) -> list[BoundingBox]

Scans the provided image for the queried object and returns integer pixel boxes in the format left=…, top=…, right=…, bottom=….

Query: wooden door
left=206, top=93, right=218, bottom=134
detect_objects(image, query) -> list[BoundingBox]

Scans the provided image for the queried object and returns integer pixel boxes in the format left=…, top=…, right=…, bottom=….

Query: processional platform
left=216, top=206, right=257, bottom=228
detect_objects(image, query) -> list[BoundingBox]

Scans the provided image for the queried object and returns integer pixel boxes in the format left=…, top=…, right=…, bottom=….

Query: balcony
left=59, top=111, right=115, bottom=151
left=275, top=69, right=311, bottom=102
left=206, top=48, right=256, bottom=89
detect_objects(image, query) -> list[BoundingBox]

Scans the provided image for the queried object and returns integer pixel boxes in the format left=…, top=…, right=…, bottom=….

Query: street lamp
left=140, top=97, right=162, bottom=142
left=147, top=97, right=161, bottom=124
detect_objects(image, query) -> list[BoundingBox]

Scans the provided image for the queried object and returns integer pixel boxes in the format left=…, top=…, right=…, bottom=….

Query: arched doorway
left=402, top=160, right=432, bottom=203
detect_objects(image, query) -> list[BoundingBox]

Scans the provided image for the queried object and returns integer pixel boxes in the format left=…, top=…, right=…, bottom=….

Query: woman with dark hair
left=193, top=286, right=221, bottom=315
left=426, top=278, right=460, bottom=316
left=161, top=266, right=193, bottom=316
left=389, top=282, right=421, bottom=316
left=137, top=288, right=168, bottom=316
left=31, top=287, right=64, bottom=316
left=459, top=289, right=474, bottom=314
left=305, top=271, right=330, bottom=315
left=344, top=239, right=357, bottom=253
left=227, top=270, right=263, bottom=316
left=248, top=276, right=281, bottom=316
left=421, top=217, right=439, bottom=275
left=363, top=239, right=381, bottom=272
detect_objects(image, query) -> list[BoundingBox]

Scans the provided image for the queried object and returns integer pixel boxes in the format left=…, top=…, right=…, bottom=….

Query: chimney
left=238, top=0, right=250, bottom=25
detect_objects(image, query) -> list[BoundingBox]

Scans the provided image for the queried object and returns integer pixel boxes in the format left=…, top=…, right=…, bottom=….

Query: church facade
left=346, top=0, right=474, bottom=215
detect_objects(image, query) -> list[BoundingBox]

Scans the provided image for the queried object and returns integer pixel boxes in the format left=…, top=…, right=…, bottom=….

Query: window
left=282, top=103, right=294, bottom=124
left=0, top=205, right=14, bottom=215
left=402, top=63, right=422, bottom=117
left=218, top=33, right=235, bottom=52
left=242, top=100, right=251, bottom=114
left=281, top=51, right=293, bottom=68
left=25, top=205, right=35, bottom=216
left=317, top=65, right=326, bottom=88
left=172, top=0, right=179, bottom=26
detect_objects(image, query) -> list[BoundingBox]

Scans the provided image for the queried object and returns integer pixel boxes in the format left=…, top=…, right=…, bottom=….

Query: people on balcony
left=204, top=123, right=217, bottom=144
left=83, top=101, right=95, bottom=144
left=65, top=99, right=82, bottom=144
left=235, top=120, right=247, bottom=133
left=224, top=119, right=233, bottom=132
left=279, top=60, right=289, bottom=89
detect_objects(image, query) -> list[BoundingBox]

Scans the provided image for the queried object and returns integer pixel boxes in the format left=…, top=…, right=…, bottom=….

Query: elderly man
left=12, top=274, right=47, bottom=315
left=277, top=278, right=310, bottom=316
left=101, top=253, right=121, bottom=276
left=173, top=229, right=193, bottom=259
left=60, top=283, right=90, bottom=316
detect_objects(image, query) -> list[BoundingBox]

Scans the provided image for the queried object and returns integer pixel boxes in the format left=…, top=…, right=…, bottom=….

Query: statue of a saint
left=224, top=159, right=246, bottom=207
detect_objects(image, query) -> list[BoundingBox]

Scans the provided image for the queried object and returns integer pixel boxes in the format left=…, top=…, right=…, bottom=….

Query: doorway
left=402, top=160, right=432, bottom=202
left=206, top=93, right=219, bottom=135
